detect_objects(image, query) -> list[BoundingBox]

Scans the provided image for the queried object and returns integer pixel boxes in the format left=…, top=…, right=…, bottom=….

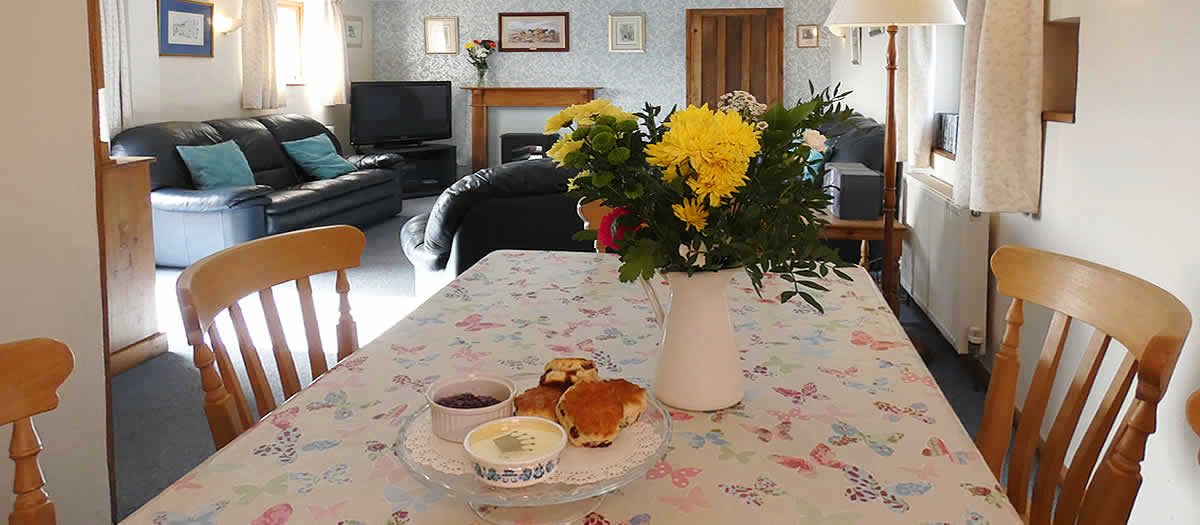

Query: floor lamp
left=825, top=0, right=964, bottom=316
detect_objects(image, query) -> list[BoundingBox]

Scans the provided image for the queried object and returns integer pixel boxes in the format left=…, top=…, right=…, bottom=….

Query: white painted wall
left=829, top=28, right=889, bottom=121
left=0, top=2, right=112, bottom=523
left=125, top=0, right=375, bottom=148
left=990, top=1, right=1200, bottom=521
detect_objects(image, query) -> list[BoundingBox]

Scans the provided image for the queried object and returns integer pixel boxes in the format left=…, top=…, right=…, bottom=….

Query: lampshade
left=825, top=0, right=965, bottom=28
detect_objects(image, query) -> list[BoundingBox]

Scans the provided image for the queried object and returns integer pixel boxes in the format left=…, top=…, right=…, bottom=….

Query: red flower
left=597, top=208, right=639, bottom=251
left=473, top=39, right=480, bottom=44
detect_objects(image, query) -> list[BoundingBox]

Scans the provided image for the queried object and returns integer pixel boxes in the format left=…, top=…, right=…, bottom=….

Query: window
left=277, top=1, right=304, bottom=84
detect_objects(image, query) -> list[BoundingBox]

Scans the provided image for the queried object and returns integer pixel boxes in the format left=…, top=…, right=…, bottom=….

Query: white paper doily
left=404, top=414, right=663, bottom=485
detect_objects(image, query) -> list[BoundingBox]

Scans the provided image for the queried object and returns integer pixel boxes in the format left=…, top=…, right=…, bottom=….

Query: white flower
left=802, top=129, right=828, bottom=153
left=755, top=121, right=769, bottom=131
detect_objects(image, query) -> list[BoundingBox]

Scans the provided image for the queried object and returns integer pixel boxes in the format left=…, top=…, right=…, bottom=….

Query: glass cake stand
left=395, top=373, right=671, bottom=524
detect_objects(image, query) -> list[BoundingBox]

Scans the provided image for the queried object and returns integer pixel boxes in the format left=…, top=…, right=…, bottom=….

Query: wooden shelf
left=1042, top=111, right=1076, bottom=124
left=933, top=148, right=956, bottom=161
left=1044, top=19, right=1080, bottom=124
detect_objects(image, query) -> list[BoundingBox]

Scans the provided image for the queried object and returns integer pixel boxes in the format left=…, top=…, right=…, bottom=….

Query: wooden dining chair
left=1, top=338, right=74, bottom=525
left=981, top=246, right=1192, bottom=525
left=177, top=225, right=367, bottom=449
left=1188, top=389, right=1200, bottom=464
left=577, top=198, right=614, bottom=253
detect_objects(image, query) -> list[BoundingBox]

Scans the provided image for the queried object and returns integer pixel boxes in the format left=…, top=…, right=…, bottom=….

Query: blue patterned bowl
left=463, top=416, right=567, bottom=488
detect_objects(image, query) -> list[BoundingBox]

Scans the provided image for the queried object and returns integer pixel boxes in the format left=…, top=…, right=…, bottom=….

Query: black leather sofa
left=401, top=159, right=592, bottom=296
left=111, top=114, right=409, bottom=267
left=821, top=115, right=885, bottom=173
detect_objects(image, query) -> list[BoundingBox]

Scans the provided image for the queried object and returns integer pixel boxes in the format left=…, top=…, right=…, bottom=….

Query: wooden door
left=686, top=8, right=784, bottom=109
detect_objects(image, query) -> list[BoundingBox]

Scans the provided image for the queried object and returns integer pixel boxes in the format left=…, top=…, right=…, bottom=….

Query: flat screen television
left=350, top=81, right=452, bottom=147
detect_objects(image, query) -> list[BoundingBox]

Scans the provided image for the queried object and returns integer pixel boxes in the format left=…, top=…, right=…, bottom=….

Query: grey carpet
left=112, top=196, right=987, bottom=520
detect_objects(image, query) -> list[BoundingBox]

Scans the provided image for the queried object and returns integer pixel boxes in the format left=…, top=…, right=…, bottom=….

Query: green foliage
left=564, top=87, right=859, bottom=309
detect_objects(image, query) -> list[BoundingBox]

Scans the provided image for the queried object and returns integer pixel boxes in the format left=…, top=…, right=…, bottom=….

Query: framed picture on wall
left=345, top=16, right=364, bottom=48
left=609, top=13, right=645, bottom=52
left=796, top=24, right=819, bottom=48
left=424, top=17, right=458, bottom=54
left=498, top=12, right=569, bottom=52
left=158, top=0, right=213, bottom=57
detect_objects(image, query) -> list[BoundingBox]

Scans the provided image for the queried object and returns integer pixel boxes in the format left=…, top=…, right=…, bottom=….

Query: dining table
left=123, top=250, right=1022, bottom=525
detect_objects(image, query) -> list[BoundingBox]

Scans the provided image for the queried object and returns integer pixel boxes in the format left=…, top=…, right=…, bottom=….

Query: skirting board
left=110, top=332, right=168, bottom=375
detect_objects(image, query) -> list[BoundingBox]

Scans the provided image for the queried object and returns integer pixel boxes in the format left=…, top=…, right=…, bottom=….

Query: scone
left=555, top=379, right=648, bottom=448
left=513, top=385, right=566, bottom=423
left=539, top=358, right=599, bottom=387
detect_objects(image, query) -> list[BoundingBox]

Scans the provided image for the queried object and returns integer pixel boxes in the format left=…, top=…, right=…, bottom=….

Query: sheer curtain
left=98, top=0, right=132, bottom=141
left=906, top=27, right=936, bottom=170
left=242, top=0, right=286, bottom=109
left=314, top=0, right=349, bottom=106
left=953, top=0, right=1043, bottom=213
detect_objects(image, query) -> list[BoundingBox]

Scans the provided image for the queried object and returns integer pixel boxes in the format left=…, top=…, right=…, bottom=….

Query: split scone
left=513, top=385, right=566, bottom=423
left=539, top=357, right=600, bottom=388
left=555, top=379, right=648, bottom=447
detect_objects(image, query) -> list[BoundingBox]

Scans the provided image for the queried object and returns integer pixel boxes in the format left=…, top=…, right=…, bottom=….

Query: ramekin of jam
left=426, top=374, right=515, bottom=441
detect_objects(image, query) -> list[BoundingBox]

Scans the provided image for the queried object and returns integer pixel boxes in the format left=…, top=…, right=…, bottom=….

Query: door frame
left=685, top=8, right=784, bottom=107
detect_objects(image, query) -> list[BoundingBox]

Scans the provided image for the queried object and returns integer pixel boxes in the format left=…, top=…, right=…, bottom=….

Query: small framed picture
left=424, top=17, right=458, bottom=54
left=158, top=0, right=213, bottom=57
left=850, top=27, right=863, bottom=65
left=498, top=12, right=569, bottom=52
left=796, top=24, right=819, bottom=48
left=345, top=16, right=364, bottom=48
left=609, top=13, right=646, bottom=53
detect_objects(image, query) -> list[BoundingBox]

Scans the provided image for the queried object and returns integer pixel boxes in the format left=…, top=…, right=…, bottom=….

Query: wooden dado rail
left=461, top=87, right=600, bottom=171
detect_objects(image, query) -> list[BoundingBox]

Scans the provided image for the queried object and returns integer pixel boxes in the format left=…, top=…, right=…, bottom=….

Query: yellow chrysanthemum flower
left=546, top=138, right=583, bottom=166
left=567, top=170, right=590, bottom=191
left=465, top=42, right=476, bottom=50
left=645, top=104, right=761, bottom=206
left=672, top=199, right=709, bottom=232
left=544, top=109, right=576, bottom=134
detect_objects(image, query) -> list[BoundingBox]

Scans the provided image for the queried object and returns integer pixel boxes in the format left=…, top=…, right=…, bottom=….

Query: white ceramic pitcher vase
left=648, top=267, right=745, bottom=411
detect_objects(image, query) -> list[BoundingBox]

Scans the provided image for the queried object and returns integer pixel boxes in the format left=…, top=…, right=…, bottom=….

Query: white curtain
left=953, top=0, right=1044, bottom=213
left=314, top=0, right=349, bottom=106
left=242, top=0, right=286, bottom=109
left=906, top=26, right=936, bottom=170
left=98, top=0, right=132, bottom=141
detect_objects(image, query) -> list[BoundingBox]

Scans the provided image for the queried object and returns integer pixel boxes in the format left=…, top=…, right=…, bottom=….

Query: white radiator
left=900, top=172, right=989, bottom=355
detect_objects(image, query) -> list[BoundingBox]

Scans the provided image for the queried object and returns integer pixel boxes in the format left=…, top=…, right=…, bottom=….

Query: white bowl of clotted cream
left=463, top=416, right=568, bottom=488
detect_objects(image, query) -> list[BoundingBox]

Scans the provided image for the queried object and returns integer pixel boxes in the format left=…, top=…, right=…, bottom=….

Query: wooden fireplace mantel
left=461, top=86, right=600, bottom=171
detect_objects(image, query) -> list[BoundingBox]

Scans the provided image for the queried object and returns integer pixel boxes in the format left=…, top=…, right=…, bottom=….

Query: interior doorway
left=685, top=8, right=784, bottom=109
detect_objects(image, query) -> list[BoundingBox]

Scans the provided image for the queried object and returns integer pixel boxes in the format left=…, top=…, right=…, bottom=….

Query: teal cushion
left=806, top=146, right=832, bottom=180
left=175, top=140, right=256, bottom=190
left=280, top=134, right=357, bottom=180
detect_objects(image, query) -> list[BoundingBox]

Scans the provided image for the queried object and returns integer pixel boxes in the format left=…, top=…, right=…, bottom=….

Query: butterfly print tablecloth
left=124, top=251, right=1022, bottom=525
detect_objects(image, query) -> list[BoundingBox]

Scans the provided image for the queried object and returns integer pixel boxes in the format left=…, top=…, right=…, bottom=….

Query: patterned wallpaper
left=372, top=0, right=833, bottom=168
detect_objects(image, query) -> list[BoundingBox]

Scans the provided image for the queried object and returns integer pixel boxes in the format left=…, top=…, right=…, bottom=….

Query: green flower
left=571, top=127, right=590, bottom=140
left=596, top=115, right=618, bottom=128
left=607, top=146, right=631, bottom=165
left=563, top=150, right=590, bottom=169
left=591, top=132, right=616, bottom=153
left=588, top=124, right=614, bottom=138
left=615, top=119, right=638, bottom=133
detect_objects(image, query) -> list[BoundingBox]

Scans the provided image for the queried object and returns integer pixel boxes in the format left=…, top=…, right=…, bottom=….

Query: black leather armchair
left=401, top=159, right=593, bottom=296
left=112, top=114, right=410, bottom=267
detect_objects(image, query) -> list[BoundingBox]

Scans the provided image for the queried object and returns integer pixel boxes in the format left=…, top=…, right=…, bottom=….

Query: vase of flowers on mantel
left=546, top=88, right=857, bottom=411
left=464, top=39, right=496, bottom=87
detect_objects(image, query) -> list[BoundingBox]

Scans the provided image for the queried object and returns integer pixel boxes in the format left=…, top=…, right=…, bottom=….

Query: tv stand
left=358, top=142, right=457, bottom=197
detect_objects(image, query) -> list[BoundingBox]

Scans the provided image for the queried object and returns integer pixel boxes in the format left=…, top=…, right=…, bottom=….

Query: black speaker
left=825, top=162, right=883, bottom=220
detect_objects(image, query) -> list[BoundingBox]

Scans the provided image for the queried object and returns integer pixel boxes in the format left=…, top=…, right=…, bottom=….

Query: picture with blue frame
left=159, top=0, right=213, bottom=57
